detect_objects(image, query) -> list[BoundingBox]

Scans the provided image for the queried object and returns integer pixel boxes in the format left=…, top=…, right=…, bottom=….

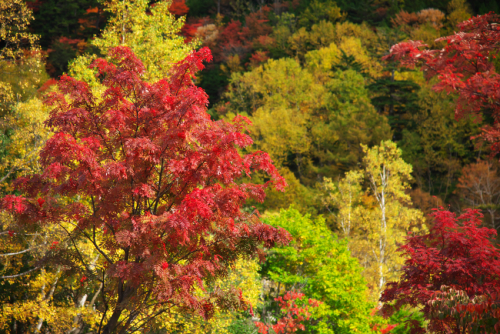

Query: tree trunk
left=101, top=283, right=137, bottom=334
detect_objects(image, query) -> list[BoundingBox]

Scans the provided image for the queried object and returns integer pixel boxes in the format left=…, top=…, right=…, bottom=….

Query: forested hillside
left=1, top=0, right=500, bottom=333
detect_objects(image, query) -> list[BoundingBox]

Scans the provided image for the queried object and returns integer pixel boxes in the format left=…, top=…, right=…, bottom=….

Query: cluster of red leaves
left=168, top=0, right=189, bottom=17
left=384, top=13, right=500, bottom=154
left=0, top=46, right=289, bottom=331
left=255, top=291, right=321, bottom=334
left=37, top=78, right=58, bottom=94
left=184, top=7, right=274, bottom=64
left=86, top=7, right=99, bottom=14
left=248, top=51, right=270, bottom=68
left=381, top=209, right=500, bottom=333
left=182, top=21, right=203, bottom=44
left=209, top=19, right=251, bottom=63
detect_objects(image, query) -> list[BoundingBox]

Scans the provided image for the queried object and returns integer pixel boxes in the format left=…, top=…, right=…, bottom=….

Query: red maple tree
left=380, top=209, right=500, bottom=333
left=1, top=46, right=289, bottom=333
left=384, top=13, right=500, bottom=154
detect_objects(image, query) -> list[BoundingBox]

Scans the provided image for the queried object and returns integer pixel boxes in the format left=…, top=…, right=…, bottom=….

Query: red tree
left=384, top=13, right=500, bottom=154
left=380, top=209, right=500, bottom=333
left=1, top=46, right=289, bottom=333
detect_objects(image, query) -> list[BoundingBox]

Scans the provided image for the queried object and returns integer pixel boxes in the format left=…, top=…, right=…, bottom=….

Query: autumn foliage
left=254, top=291, right=320, bottom=334
left=0, top=46, right=289, bottom=333
left=385, top=13, right=500, bottom=153
left=381, top=209, right=500, bottom=332
left=168, top=0, right=189, bottom=16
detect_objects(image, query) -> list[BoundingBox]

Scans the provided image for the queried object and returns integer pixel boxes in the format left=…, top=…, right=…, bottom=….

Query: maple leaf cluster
left=384, top=13, right=500, bottom=154
left=0, top=46, right=289, bottom=332
left=381, top=209, right=500, bottom=333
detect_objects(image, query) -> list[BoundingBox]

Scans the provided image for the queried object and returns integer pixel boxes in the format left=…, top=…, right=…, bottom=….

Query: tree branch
left=0, top=247, right=33, bottom=256
left=0, top=266, right=41, bottom=279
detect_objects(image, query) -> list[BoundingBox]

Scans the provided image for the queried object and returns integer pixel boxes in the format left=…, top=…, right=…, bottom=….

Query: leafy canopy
left=1, top=46, right=289, bottom=334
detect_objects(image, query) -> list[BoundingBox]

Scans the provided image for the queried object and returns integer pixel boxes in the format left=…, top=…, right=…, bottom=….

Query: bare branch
left=0, top=266, right=40, bottom=279
left=0, top=247, right=33, bottom=256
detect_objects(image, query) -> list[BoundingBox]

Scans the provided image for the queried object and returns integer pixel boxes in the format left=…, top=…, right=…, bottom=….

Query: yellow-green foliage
left=399, top=79, right=483, bottom=196
left=322, top=141, right=426, bottom=300
left=332, top=21, right=379, bottom=51
left=0, top=58, right=48, bottom=112
left=361, top=141, right=425, bottom=295
left=0, top=0, right=46, bottom=113
left=263, top=208, right=380, bottom=333
left=305, top=37, right=382, bottom=79
left=0, top=0, right=40, bottom=63
left=152, top=257, right=262, bottom=334
left=447, top=0, right=473, bottom=31
left=287, top=20, right=380, bottom=65
left=322, top=170, right=364, bottom=235
left=70, top=0, right=198, bottom=85
left=0, top=269, right=101, bottom=333
left=298, top=0, right=346, bottom=27
left=0, top=0, right=50, bottom=190
left=0, top=211, right=103, bottom=333
left=222, top=40, right=390, bottom=212
left=0, top=98, right=51, bottom=192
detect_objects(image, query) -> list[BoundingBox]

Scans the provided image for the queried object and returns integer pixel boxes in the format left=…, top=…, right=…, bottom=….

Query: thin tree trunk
left=379, top=191, right=386, bottom=292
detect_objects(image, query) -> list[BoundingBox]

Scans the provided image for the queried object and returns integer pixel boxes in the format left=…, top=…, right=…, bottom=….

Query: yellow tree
left=322, top=141, right=425, bottom=299
left=0, top=2, right=75, bottom=331
left=70, top=0, right=198, bottom=85
left=446, top=0, right=473, bottom=32
left=361, top=141, right=424, bottom=295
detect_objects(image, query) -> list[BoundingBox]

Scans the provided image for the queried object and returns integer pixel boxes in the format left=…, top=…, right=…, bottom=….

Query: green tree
left=261, top=208, right=378, bottom=334
left=368, top=66, right=421, bottom=141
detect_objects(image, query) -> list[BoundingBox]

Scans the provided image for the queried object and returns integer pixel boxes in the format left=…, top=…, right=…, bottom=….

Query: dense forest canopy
left=1, top=0, right=500, bottom=333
